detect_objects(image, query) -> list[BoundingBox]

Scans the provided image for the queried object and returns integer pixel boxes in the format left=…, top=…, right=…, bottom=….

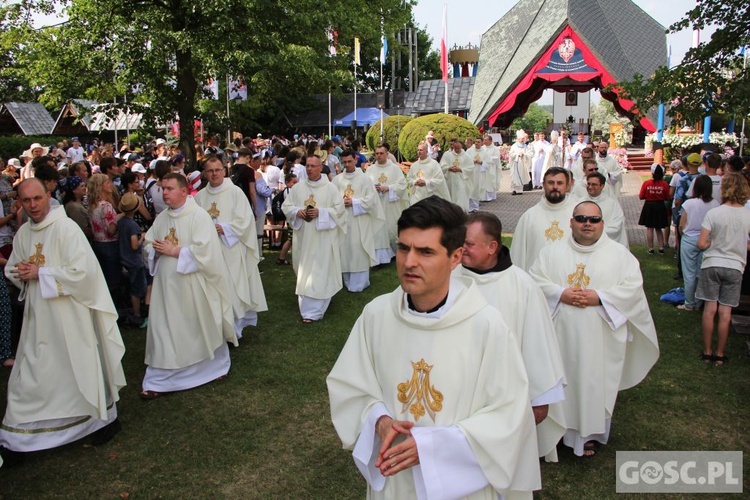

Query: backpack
left=143, top=179, right=158, bottom=218
left=271, top=188, right=288, bottom=222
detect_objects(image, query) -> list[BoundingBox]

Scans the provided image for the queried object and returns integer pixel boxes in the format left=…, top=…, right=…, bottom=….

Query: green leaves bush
left=365, top=115, right=412, bottom=157
left=397, top=114, right=480, bottom=161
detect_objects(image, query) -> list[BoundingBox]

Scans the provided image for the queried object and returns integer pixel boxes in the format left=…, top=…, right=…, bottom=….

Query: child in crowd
left=118, top=193, right=147, bottom=328
left=638, top=165, right=671, bottom=253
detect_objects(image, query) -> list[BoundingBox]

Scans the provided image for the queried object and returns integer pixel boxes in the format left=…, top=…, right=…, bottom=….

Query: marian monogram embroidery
left=567, top=263, right=590, bottom=289
left=165, top=228, right=179, bottom=246
left=397, top=358, right=444, bottom=422
left=207, top=202, right=221, bottom=219
left=545, top=220, right=564, bottom=241
left=29, top=243, right=45, bottom=267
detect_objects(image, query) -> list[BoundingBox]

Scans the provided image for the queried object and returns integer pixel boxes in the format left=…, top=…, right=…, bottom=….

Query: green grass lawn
left=1, top=243, right=749, bottom=499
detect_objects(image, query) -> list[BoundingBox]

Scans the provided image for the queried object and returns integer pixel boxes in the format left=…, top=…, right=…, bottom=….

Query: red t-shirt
left=639, top=179, right=670, bottom=201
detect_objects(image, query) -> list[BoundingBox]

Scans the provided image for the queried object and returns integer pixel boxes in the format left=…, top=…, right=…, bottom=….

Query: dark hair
left=581, top=147, right=594, bottom=157
left=100, top=156, right=117, bottom=174
left=31, top=155, right=53, bottom=171
left=340, top=148, right=356, bottom=160
left=380, top=142, right=391, bottom=152
left=652, top=165, right=664, bottom=181
left=237, top=147, right=253, bottom=158
left=466, top=211, right=502, bottom=244
left=162, top=172, right=187, bottom=188
left=706, top=153, right=721, bottom=170
left=121, top=170, right=137, bottom=189
left=284, top=173, right=297, bottom=184
left=34, top=163, right=60, bottom=183
left=586, top=172, right=607, bottom=186
left=155, top=160, right=172, bottom=180
left=543, top=166, right=569, bottom=182
left=727, top=155, right=744, bottom=173
left=397, top=196, right=466, bottom=254
left=691, top=174, right=713, bottom=203
left=583, top=159, right=598, bottom=170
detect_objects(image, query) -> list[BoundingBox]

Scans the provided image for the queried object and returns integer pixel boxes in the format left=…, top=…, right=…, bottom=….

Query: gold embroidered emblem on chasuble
left=567, top=263, right=590, bottom=289
left=344, top=184, right=355, bottom=198
left=165, top=228, right=179, bottom=246
left=29, top=243, right=45, bottom=267
left=416, top=170, right=425, bottom=180
left=397, top=358, right=444, bottom=422
left=545, top=220, right=564, bottom=241
left=207, top=202, right=221, bottom=219
left=378, top=173, right=388, bottom=184
left=303, top=193, right=317, bottom=208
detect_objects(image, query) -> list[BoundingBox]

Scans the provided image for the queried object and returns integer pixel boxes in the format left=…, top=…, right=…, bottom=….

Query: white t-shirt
left=681, top=198, right=720, bottom=238
left=686, top=174, right=721, bottom=201
left=66, top=146, right=86, bottom=163
left=701, top=204, right=750, bottom=272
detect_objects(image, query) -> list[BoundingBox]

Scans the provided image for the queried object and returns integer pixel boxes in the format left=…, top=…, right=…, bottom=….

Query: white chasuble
left=583, top=193, right=629, bottom=248
left=440, top=150, right=475, bottom=212
left=466, top=146, right=490, bottom=201
left=328, top=278, right=541, bottom=499
left=365, top=160, right=409, bottom=253
left=333, top=169, right=385, bottom=272
left=481, top=144, right=501, bottom=192
left=528, top=236, right=659, bottom=449
left=281, top=175, right=347, bottom=299
left=457, top=261, right=567, bottom=459
left=509, top=142, right=533, bottom=192
left=406, top=158, right=451, bottom=205
left=144, top=197, right=237, bottom=369
left=510, top=195, right=577, bottom=272
left=3, top=207, right=126, bottom=427
left=195, top=179, right=268, bottom=324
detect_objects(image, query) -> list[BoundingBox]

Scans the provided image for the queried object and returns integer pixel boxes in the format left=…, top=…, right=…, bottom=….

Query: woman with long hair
left=62, top=176, right=91, bottom=239
left=88, top=174, right=123, bottom=299
left=678, top=175, right=719, bottom=311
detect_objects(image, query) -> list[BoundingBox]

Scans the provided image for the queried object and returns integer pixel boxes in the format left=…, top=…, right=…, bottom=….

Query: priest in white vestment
left=481, top=135, right=501, bottom=199
left=529, top=201, right=659, bottom=457
left=596, top=142, right=623, bottom=196
left=510, top=167, right=577, bottom=272
left=466, top=137, right=489, bottom=204
left=406, top=142, right=450, bottom=205
left=531, top=132, right=549, bottom=189
left=439, top=139, right=475, bottom=212
left=282, top=155, right=347, bottom=322
left=333, top=152, right=385, bottom=292
left=1, top=179, right=126, bottom=457
left=142, top=174, right=237, bottom=398
left=365, top=146, right=409, bottom=264
left=569, top=159, right=601, bottom=200
left=541, top=131, right=562, bottom=178
left=509, top=130, right=533, bottom=195
left=195, top=157, right=268, bottom=337
left=458, top=212, right=567, bottom=462
left=328, top=197, right=540, bottom=499
left=577, top=172, right=629, bottom=248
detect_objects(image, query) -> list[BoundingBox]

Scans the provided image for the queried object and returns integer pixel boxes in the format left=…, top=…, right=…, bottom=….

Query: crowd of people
left=0, top=129, right=749, bottom=499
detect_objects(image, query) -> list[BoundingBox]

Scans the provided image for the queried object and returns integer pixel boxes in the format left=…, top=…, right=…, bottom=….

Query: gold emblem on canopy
left=545, top=220, right=564, bottom=241
left=397, top=358, right=444, bottom=422
left=567, top=263, right=590, bottom=289
left=29, top=243, right=45, bottom=267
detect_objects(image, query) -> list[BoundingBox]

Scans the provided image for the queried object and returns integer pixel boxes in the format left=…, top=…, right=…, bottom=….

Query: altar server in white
left=407, top=142, right=450, bottom=205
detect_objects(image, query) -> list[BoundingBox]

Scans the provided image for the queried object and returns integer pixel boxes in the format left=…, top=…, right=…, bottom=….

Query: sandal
left=700, top=352, right=714, bottom=363
left=301, top=318, right=315, bottom=324
left=139, top=390, right=162, bottom=400
left=276, top=258, right=291, bottom=265
left=714, top=355, right=729, bottom=366
left=582, top=440, right=601, bottom=458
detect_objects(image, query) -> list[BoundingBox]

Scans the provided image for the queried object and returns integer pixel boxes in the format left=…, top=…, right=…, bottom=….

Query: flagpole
left=226, top=74, right=231, bottom=146
left=442, top=2, right=449, bottom=114
left=380, top=15, right=385, bottom=142
left=354, top=37, right=359, bottom=136
left=741, top=48, right=747, bottom=154
left=328, top=91, right=332, bottom=139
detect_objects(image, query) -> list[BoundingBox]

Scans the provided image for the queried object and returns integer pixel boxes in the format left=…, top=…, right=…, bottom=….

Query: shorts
left=695, top=267, right=743, bottom=307
left=126, top=266, right=147, bottom=298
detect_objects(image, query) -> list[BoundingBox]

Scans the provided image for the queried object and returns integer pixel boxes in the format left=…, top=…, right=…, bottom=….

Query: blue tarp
left=333, top=108, right=388, bottom=127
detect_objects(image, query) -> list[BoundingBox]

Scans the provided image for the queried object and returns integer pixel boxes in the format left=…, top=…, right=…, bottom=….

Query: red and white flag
left=440, top=3, right=448, bottom=82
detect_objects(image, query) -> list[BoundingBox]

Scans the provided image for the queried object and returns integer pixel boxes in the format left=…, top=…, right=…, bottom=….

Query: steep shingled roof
left=0, top=102, right=56, bottom=136
left=469, top=0, right=667, bottom=125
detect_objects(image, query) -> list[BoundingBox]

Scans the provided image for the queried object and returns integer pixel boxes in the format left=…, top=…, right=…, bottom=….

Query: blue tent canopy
left=333, top=108, right=388, bottom=127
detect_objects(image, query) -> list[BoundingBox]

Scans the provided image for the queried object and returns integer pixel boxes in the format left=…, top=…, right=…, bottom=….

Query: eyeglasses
left=573, top=215, right=603, bottom=223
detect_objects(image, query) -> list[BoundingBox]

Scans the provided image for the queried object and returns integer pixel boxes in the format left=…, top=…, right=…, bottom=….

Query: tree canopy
left=616, top=0, right=749, bottom=129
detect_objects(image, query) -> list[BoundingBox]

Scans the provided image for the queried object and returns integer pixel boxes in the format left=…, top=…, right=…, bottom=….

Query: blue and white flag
left=380, top=35, right=388, bottom=66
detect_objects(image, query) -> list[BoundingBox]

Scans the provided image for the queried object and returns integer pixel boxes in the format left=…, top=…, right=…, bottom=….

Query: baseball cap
left=155, top=138, right=166, bottom=146
left=132, top=163, right=147, bottom=174
left=687, top=153, right=702, bottom=166
left=7, top=158, right=21, bottom=167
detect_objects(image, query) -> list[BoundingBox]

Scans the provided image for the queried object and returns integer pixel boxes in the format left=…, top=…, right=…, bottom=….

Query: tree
left=615, top=0, right=750, bottom=127
left=510, top=103, right=551, bottom=134
left=4, top=0, right=413, bottom=166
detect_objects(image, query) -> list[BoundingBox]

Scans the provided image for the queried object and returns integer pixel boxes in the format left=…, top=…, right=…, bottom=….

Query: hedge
left=365, top=115, right=413, bottom=157
left=397, top=114, right=481, bottom=162
left=0, top=136, right=69, bottom=162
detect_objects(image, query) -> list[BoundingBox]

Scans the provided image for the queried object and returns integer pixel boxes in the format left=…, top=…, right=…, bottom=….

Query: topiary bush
left=397, top=114, right=481, bottom=161
left=365, top=115, right=413, bottom=157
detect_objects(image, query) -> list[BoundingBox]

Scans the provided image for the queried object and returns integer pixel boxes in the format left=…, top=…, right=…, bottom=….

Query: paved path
left=480, top=169, right=648, bottom=246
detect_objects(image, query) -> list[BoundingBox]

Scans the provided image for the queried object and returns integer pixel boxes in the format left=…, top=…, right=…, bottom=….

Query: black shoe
left=91, top=418, right=122, bottom=446
left=0, top=446, right=25, bottom=468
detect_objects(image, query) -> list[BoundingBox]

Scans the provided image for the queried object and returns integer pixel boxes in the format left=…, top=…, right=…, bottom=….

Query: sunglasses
left=573, top=215, right=603, bottom=223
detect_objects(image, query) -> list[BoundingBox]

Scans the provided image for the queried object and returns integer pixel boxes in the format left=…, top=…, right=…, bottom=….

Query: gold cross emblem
left=545, top=220, right=564, bottom=241
left=344, top=184, right=354, bottom=198
left=165, top=228, right=179, bottom=246
left=303, top=193, right=317, bottom=208
left=29, top=243, right=45, bottom=267
left=207, top=202, right=220, bottom=219
left=567, top=263, right=590, bottom=289
left=397, top=358, right=444, bottom=422
left=378, top=173, right=388, bottom=184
